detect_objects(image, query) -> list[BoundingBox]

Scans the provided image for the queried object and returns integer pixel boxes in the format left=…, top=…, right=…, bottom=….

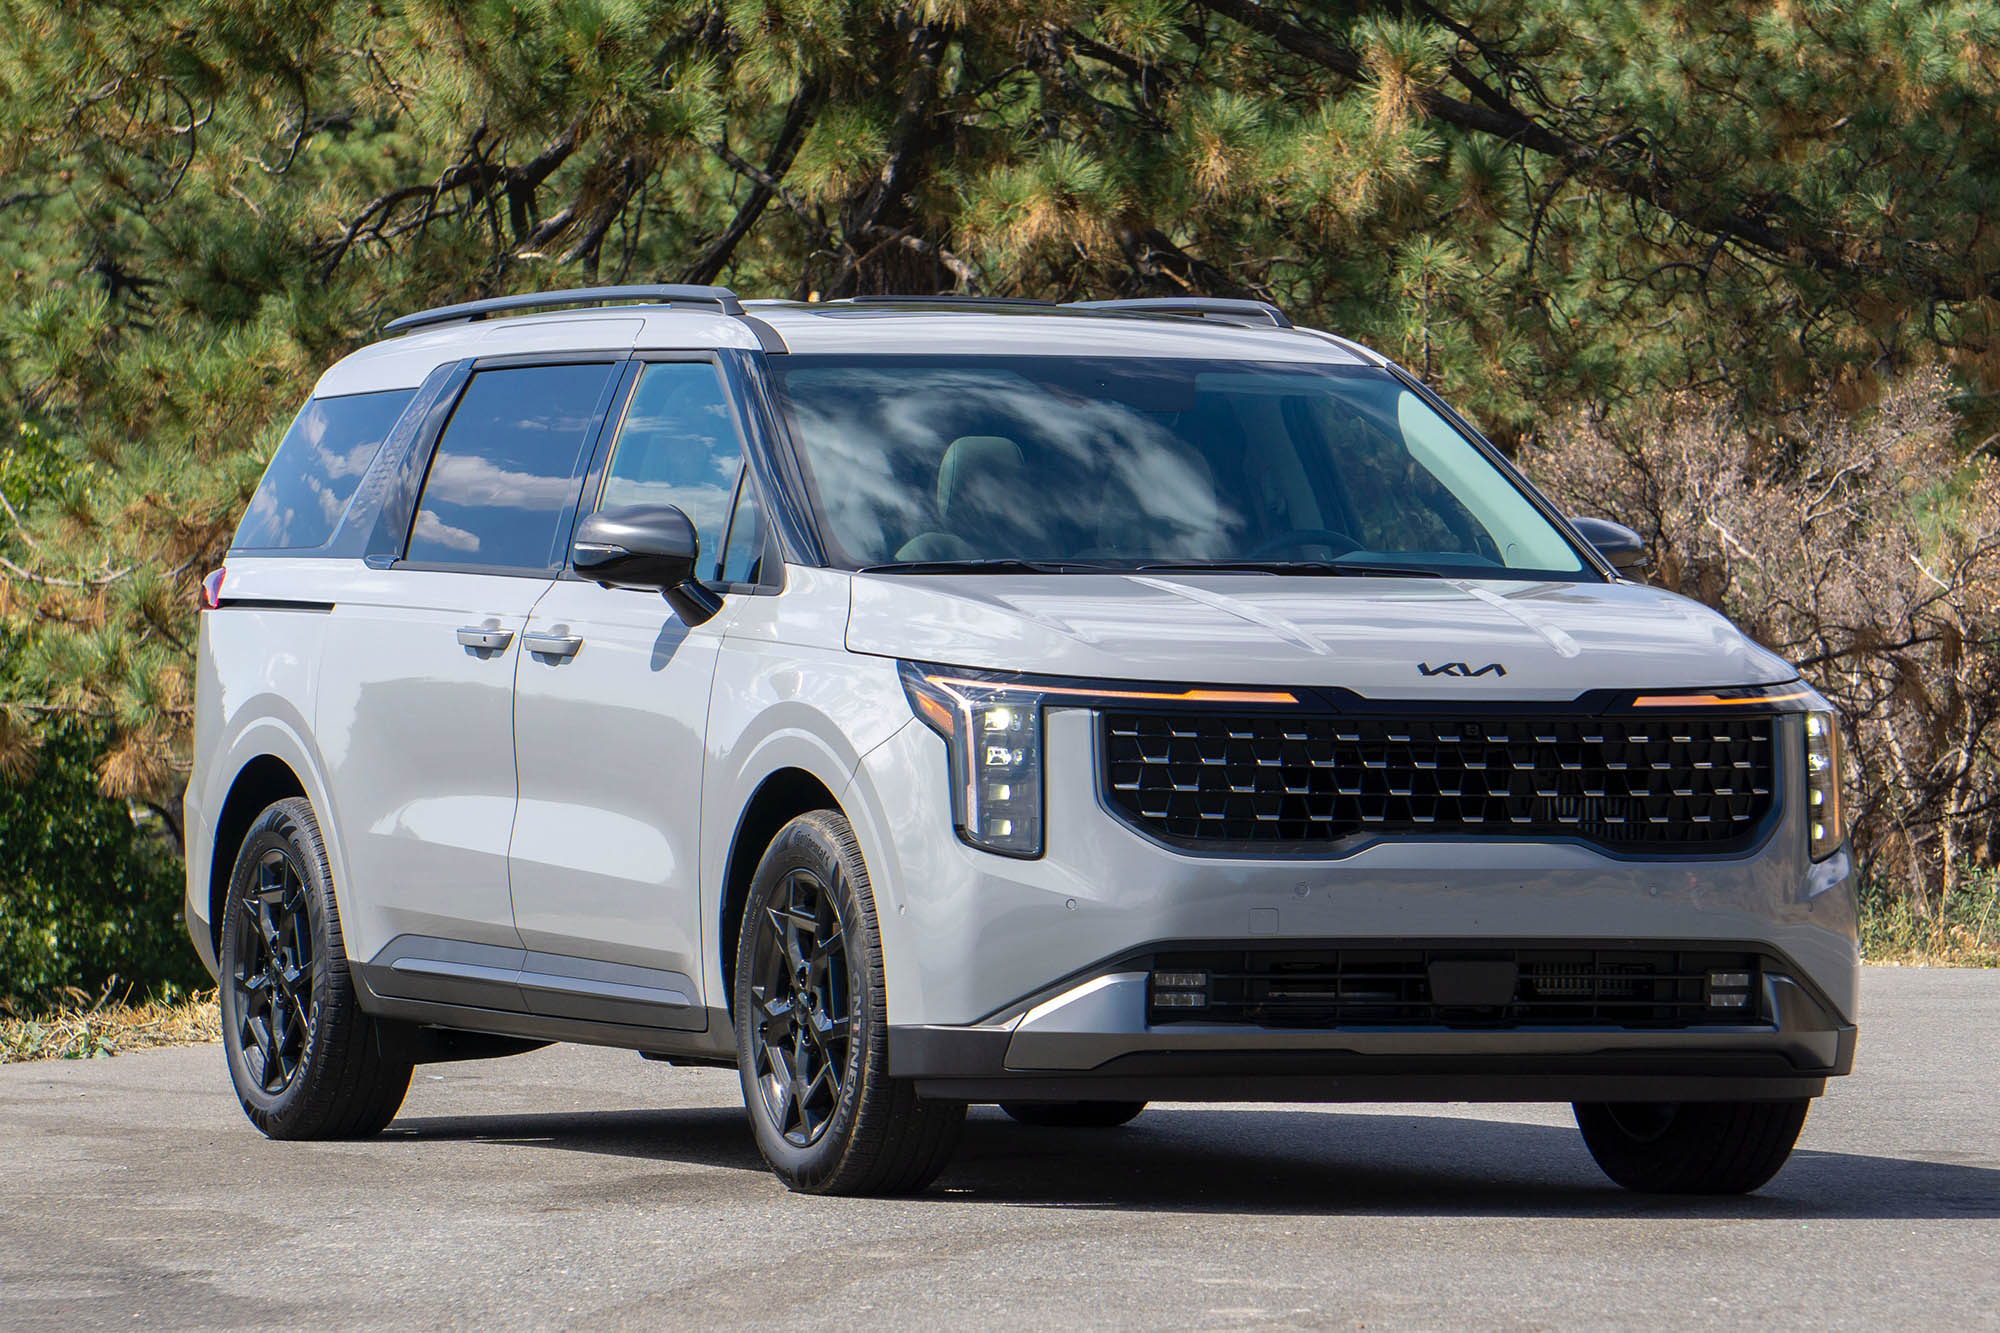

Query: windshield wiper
left=857, top=557, right=1459, bottom=578
left=1135, top=559, right=1451, bottom=578
left=855, top=557, right=1130, bottom=575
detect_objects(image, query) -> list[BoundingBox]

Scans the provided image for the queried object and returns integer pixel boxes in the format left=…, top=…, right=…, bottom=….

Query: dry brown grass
left=0, top=986, right=219, bottom=1062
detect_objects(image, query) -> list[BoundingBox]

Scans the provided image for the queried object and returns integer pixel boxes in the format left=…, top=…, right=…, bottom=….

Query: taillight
left=199, top=566, right=226, bottom=611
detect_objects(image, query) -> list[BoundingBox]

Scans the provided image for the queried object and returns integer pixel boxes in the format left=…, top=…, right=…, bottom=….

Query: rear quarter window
left=234, top=390, right=414, bottom=551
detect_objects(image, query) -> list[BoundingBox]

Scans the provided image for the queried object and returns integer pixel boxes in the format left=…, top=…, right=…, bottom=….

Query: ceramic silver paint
left=507, top=577, right=721, bottom=980
left=186, top=303, right=1859, bottom=1092
left=846, top=572, right=1795, bottom=695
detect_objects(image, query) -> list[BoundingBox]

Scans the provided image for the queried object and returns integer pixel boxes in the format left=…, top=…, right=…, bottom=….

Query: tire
left=1573, top=1099, right=1810, bottom=1194
left=1000, top=1101, right=1147, bottom=1128
left=218, top=797, right=413, bottom=1139
left=734, top=810, right=965, bottom=1195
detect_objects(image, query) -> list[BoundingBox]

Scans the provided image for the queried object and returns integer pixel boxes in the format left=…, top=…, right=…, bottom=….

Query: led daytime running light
left=901, top=665, right=1047, bottom=858
left=920, top=675, right=1296, bottom=707
left=1805, top=708, right=1846, bottom=860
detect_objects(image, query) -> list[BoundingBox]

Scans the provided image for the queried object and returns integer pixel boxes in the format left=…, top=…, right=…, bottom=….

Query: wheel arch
left=206, top=754, right=309, bottom=957
left=717, top=766, right=843, bottom=1016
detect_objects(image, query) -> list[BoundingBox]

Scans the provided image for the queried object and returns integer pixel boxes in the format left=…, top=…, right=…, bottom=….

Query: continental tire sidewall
left=734, top=813, right=873, bottom=1188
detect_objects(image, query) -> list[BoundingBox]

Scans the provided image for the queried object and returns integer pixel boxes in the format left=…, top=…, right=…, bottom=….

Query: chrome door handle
left=522, top=632, right=583, bottom=659
left=456, top=626, right=514, bottom=651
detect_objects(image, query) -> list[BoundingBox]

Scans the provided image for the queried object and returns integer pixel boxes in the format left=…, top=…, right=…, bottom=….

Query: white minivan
left=185, top=286, right=1856, bottom=1195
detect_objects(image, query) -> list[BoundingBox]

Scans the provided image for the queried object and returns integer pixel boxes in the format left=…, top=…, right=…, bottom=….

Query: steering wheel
left=1244, top=528, right=1362, bottom=560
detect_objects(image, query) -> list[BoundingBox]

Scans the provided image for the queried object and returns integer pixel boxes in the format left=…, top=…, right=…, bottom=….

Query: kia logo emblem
left=1418, top=661, right=1507, bottom=678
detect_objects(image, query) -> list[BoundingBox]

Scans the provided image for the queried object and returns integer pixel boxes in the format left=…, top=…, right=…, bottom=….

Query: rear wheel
left=734, top=810, right=965, bottom=1194
left=1001, top=1101, right=1147, bottom=1128
left=1573, top=1099, right=1810, bottom=1194
left=219, top=798, right=412, bottom=1139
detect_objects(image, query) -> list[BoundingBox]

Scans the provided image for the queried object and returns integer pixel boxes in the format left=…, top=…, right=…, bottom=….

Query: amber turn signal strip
left=1630, top=689, right=1812, bottom=708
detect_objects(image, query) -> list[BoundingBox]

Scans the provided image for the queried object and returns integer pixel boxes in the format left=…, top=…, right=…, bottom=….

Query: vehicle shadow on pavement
left=387, top=1106, right=769, bottom=1172
left=388, top=1105, right=2000, bottom=1219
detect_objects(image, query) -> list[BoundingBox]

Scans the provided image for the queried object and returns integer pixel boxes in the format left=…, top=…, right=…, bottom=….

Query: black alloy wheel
left=734, top=810, right=965, bottom=1194
left=230, top=846, right=316, bottom=1096
left=218, top=797, right=412, bottom=1139
left=747, top=867, right=852, bottom=1148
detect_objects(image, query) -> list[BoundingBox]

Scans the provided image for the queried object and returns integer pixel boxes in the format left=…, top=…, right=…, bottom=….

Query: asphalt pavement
left=1, top=966, right=1995, bottom=1329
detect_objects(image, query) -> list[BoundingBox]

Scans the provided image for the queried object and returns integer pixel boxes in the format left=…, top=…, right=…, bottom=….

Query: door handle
left=522, top=632, right=583, bottom=659
left=456, top=626, right=515, bottom=651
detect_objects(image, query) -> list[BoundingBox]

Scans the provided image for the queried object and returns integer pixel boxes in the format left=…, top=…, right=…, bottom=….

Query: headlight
left=900, top=662, right=1045, bottom=858
left=1804, top=708, right=1846, bottom=859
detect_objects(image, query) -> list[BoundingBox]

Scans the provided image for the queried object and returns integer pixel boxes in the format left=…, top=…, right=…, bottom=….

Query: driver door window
left=598, top=361, right=740, bottom=578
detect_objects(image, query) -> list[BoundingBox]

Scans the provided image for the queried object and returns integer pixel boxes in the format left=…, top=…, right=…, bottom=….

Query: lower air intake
left=1146, top=947, right=1767, bottom=1029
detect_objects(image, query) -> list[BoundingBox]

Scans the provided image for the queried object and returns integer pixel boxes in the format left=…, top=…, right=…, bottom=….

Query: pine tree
left=0, top=0, right=1997, bottom=928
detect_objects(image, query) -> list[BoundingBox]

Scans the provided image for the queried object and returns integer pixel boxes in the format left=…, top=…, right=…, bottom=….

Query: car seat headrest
left=937, top=435, right=1025, bottom=525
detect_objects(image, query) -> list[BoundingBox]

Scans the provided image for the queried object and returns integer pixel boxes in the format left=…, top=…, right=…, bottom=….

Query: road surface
left=2, top=967, right=1994, bottom=1328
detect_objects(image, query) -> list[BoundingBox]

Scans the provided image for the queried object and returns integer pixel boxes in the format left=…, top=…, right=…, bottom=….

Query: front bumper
left=849, top=708, right=1862, bottom=1044
left=889, top=949, right=1853, bottom=1103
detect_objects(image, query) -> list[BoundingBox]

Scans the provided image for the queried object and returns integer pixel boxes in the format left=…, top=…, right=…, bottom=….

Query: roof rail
left=835, top=295, right=1058, bottom=309
left=1063, top=297, right=1293, bottom=329
left=384, top=284, right=745, bottom=335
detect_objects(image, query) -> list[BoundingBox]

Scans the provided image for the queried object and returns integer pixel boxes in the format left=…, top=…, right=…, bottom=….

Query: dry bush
left=0, top=986, right=219, bottom=1062
left=1527, top=369, right=2000, bottom=913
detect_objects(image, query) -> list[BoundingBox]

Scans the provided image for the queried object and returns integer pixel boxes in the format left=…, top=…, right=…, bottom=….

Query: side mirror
left=1569, top=516, right=1648, bottom=572
left=572, top=505, right=723, bottom=626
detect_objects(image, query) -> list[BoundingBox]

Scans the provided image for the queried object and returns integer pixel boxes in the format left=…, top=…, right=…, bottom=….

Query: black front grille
left=1102, top=710, right=1775, bottom=852
left=1148, top=947, right=1766, bottom=1028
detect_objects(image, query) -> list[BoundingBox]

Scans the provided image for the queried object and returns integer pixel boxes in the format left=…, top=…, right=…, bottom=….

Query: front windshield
left=772, top=355, right=1590, bottom=578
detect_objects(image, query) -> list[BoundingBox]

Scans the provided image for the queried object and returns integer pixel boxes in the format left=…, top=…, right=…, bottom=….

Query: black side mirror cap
left=1569, top=516, right=1648, bottom=572
left=572, top=505, right=723, bottom=625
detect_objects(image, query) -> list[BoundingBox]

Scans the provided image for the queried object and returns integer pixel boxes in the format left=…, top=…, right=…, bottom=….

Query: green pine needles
left=5, top=0, right=2000, bottom=1001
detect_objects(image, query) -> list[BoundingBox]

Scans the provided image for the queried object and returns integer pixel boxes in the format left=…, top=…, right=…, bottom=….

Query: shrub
left=0, top=723, right=204, bottom=1011
left=1527, top=369, right=2000, bottom=917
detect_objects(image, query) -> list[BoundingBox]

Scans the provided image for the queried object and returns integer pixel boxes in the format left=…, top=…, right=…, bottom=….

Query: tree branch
left=681, top=79, right=822, bottom=285
left=1199, top=0, right=1902, bottom=294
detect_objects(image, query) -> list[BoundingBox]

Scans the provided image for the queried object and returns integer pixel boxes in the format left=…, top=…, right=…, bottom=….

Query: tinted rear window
left=234, top=390, right=414, bottom=550
left=404, top=363, right=615, bottom=571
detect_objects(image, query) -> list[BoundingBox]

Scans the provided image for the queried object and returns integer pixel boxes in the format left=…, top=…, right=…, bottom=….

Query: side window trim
left=714, top=466, right=748, bottom=583
left=360, top=359, right=475, bottom=568
left=553, top=358, right=645, bottom=576
left=714, top=466, right=781, bottom=593
left=392, top=355, right=629, bottom=577
left=716, top=348, right=826, bottom=569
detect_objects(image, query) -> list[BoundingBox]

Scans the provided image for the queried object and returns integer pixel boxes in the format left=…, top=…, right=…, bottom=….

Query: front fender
left=699, top=637, right=910, bottom=1007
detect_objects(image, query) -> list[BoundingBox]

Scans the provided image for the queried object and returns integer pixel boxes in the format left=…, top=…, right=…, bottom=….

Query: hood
left=844, top=573, right=1795, bottom=699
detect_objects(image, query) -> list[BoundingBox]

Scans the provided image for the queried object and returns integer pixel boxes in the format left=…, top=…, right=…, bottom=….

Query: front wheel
left=1573, top=1099, right=1810, bottom=1194
left=734, top=810, right=965, bottom=1194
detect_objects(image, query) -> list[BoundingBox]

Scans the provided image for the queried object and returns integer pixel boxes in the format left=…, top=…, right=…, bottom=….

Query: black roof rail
left=384, top=284, right=746, bottom=334
left=834, top=294, right=1058, bottom=309
left=1063, top=297, right=1293, bottom=329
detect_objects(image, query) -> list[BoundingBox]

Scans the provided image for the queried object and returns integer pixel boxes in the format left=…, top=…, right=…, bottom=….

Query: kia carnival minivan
left=186, top=286, right=1856, bottom=1195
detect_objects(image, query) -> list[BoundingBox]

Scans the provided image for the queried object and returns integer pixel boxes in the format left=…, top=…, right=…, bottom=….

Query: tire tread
left=1574, top=1098, right=1809, bottom=1194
